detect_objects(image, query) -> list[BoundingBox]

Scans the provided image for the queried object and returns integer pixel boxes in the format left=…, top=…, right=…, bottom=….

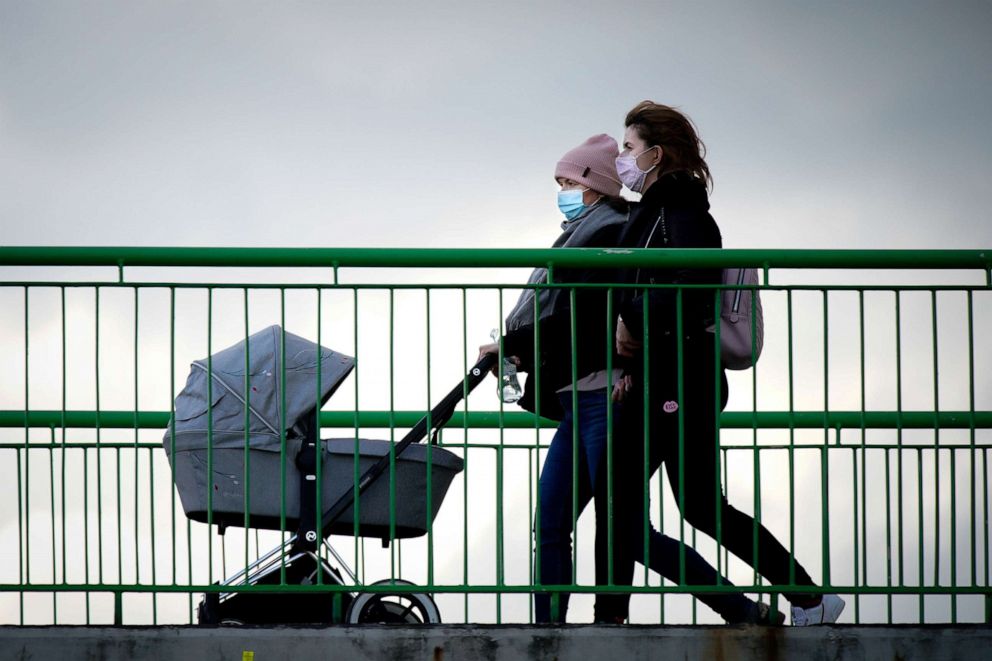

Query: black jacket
left=617, top=172, right=722, bottom=362
left=503, top=201, right=627, bottom=419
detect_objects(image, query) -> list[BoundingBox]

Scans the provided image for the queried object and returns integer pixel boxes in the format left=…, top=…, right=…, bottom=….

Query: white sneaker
left=790, top=594, right=845, bottom=626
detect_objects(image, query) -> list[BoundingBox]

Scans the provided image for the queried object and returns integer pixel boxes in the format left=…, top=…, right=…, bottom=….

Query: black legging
left=599, top=341, right=816, bottom=619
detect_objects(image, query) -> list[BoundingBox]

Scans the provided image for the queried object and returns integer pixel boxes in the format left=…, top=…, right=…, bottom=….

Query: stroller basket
left=169, top=437, right=463, bottom=539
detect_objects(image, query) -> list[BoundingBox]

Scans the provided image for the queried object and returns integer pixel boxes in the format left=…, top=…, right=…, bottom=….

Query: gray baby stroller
left=164, top=325, right=493, bottom=624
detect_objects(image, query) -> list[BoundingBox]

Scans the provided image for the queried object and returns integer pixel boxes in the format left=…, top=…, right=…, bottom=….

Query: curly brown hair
left=624, top=101, right=712, bottom=190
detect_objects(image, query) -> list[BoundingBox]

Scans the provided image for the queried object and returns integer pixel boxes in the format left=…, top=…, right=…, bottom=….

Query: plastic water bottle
left=491, top=329, right=523, bottom=404
left=500, top=360, right=523, bottom=404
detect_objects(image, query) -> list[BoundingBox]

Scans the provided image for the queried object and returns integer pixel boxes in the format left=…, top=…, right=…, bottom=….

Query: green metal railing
left=0, top=247, right=989, bottom=626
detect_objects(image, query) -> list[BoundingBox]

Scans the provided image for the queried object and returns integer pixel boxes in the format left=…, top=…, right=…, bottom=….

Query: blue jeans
left=534, top=390, right=614, bottom=623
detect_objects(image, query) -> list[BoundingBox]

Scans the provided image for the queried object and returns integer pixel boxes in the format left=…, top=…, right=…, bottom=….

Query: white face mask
left=615, top=146, right=659, bottom=193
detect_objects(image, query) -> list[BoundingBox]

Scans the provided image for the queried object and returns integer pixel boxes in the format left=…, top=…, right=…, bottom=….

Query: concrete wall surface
left=0, top=625, right=989, bottom=661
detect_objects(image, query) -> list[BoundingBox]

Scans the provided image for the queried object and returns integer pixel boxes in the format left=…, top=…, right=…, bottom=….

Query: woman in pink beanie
left=479, top=134, right=777, bottom=625
left=478, top=134, right=627, bottom=623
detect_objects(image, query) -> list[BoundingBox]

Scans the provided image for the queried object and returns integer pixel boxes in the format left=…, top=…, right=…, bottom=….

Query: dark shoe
left=738, top=601, right=785, bottom=626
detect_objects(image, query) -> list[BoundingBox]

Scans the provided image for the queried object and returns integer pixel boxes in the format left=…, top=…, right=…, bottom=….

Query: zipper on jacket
left=635, top=208, right=665, bottom=285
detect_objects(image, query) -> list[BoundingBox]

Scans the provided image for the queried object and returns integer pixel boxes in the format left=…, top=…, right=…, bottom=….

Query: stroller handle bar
left=306, top=353, right=498, bottom=545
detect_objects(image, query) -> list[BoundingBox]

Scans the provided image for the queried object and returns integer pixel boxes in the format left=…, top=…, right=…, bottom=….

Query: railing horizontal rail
left=4, top=409, right=991, bottom=430
left=2, top=246, right=990, bottom=270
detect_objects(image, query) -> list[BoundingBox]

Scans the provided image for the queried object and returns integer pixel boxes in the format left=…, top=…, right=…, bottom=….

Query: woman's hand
left=478, top=342, right=520, bottom=375
left=477, top=342, right=499, bottom=374
left=611, top=374, right=634, bottom=402
left=615, top=318, right=642, bottom=357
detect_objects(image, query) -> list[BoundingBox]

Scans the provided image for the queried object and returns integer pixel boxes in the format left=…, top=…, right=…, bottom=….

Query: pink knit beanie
left=554, top=134, right=622, bottom=197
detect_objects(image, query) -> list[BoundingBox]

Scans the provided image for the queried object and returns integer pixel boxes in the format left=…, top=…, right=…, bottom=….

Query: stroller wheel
left=346, top=579, right=440, bottom=624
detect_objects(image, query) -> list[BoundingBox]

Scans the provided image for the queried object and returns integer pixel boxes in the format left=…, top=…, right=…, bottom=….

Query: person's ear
left=651, top=146, right=664, bottom=168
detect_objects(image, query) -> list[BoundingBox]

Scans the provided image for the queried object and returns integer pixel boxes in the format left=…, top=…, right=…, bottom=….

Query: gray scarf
left=505, top=202, right=627, bottom=332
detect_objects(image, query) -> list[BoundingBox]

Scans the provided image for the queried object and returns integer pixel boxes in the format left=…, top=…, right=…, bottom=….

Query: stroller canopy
left=165, top=325, right=354, bottom=453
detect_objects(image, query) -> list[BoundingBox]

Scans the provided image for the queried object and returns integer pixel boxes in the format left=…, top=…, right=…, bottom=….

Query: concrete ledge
left=1, top=624, right=990, bottom=660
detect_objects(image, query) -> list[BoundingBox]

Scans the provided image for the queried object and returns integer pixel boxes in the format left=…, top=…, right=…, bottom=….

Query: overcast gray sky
left=2, top=1, right=990, bottom=249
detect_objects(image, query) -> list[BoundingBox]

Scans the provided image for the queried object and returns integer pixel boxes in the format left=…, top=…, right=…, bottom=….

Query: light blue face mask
left=557, top=188, right=587, bottom=221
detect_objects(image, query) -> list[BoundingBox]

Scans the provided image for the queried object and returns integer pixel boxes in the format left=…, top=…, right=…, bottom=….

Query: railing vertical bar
left=460, top=287, right=469, bottom=622
left=115, top=444, right=122, bottom=586
left=20, top=286, right=28, bottom=623
left=315, top=287, right=324, bottom=586
left=545, top=267, right=559, bottom=625
left=916, top=445, right=924, bottom=622
left=497, top=288, right=507, bottom=622
left=207, top=287, right=215, bottom=586
left=278, top=291, right=287, bottom=583
left=527, top=442, right=535, bottom=623
left=722, top=447, right=730, bottom=585
left=713, top=288, right=724, bottom=589
left=243, top=288, right=251, bottom=582
left=857, top=289, right=867, bottom=623
left=950, top=448, right=958, bottom=623
left=532, top=275, right=543, bottom=622
left=691, top=528, right=698, bottom=624
left=95, top=286, right=104, bottom=588
left=658, top=434, right=665, bottom=622
left=930, top=290, right=943, bottom=618
left=186, top=518, right=193, bottom=621
left=641, top=291, right=653, bottom=616
left=60, top=286, right=68, bottom=589
left=884, top=445, right=893, bottom=624
left=676, top=288, right=686, bottom=585
left=966, top=290, right=976, bottom=591
left=388, top=288, right=397, bottom=579
left=605, top=287, right=615, bottom=590
left=984, top=449, right=990, bottom=602
left=851, top=444, right=859, bottom=623
left=168, top=287, right=177, bottom=589
left=425, top=288, right=434, bottom=589
left=786, top=289, right=796, bottom=589
left=750, top=284, right=760, bottom=590
left=568, top=288, right=579, bottom=593
left=352, top=287, right=362, bottom=581
left=48, top=436, right=56, bottom=621
left=148, top=444, right=157, bottom=623
left=895, top=290, right=904, bottom=595
left=84, top=445, right=91, bottom=624
left=133, top=287, right=140, bottom=589
left=821, top=289, right=831, bottom=587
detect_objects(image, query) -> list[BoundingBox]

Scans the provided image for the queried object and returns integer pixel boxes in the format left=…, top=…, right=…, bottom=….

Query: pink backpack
left=714, top=268, right=764, bottom=370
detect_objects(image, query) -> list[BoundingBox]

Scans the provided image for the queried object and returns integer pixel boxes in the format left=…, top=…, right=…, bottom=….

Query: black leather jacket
left=617, top=172, right=722, bottom=356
